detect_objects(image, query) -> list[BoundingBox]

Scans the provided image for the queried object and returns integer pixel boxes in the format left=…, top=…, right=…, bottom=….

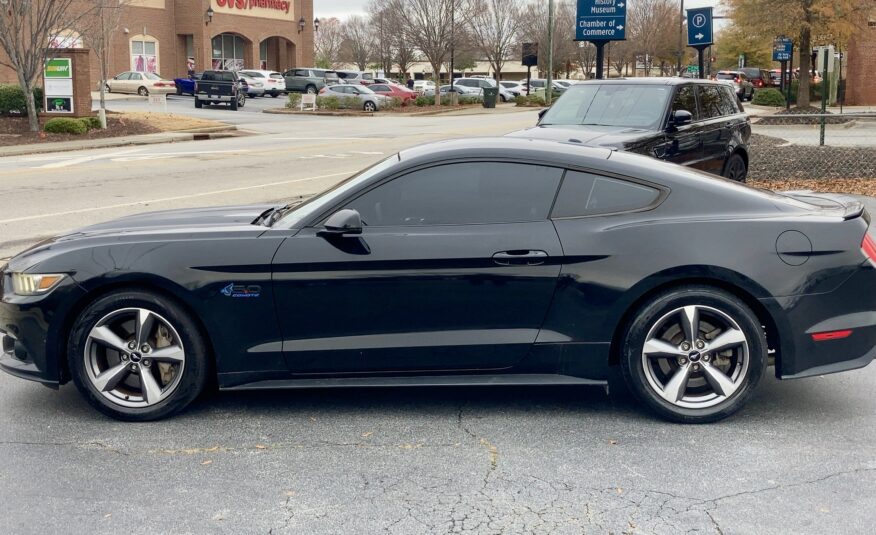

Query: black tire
left=305, top=85, right=317, bottom=94
left=67, top=290, right=210, bottom=421
left=194, top=97, right=202, bottom=108
left=620, top=286, right=766, bottom=424
left=722, top=153, right=747, bottom=182
left=270, top=91, right=279, bottom=98
left=137, top=86, right=149, bottom=96
left=105, top=83, right=112, bottom=93
left=238, top=93, right=246, bottom=108
left=363, top=101, right=376, bottom=112
left=230, top=96, right=239, bottom=111
left=176, top=86, right=183, bottom=96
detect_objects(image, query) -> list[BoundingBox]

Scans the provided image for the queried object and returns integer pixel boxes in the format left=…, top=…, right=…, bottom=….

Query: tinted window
left=541, top=84, right=671, bottom=129
left=294, top=69, right=307, bottom=77
left=312, top=69, right=326, bottom=77
left=697, top=85, right=724, bottom=119
left=552, top=171, right=660, bottom=218
left=670, top=85, right=698, bottom=121
left=370, top=84, right=389, bottom=92
left=116, top=72, right=131, bottom=80
left=346, top=163, right=563, bottom=226
left=718, top=86, right=740, bottom=115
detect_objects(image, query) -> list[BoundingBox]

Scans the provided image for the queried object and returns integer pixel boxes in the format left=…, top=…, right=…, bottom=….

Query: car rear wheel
left=620, top=286, right=766, bottom=423
left=363, top=101, right=376, bottom=112
left=68, top=290, right=210, bottom=421
left=137, top=86, right=148, bottom=96
left=270, top=91, right=279, bottom=98
left=305, top=85, right=317, bottom=94
left=194, top=97, right=202, bottom=108
left=723, top=153, right=747, bottom=182
left=176, top=86, right=183, bottom=96
left=105, top=83, right=112, bottom=93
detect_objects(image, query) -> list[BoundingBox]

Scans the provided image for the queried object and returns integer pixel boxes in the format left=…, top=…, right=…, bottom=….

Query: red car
left=367, top=82, right=417, bottom=105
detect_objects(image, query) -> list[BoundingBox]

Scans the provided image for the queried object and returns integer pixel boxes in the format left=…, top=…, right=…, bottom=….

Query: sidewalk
left=0, top=126, right=238, bottom=158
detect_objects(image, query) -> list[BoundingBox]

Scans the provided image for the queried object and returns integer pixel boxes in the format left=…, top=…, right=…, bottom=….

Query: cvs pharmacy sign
left=215, top=0, right=291, bottom=14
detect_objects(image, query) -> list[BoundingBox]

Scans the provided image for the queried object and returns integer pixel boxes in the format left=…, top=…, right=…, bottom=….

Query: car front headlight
left=10, top=273, right=66, bottom=296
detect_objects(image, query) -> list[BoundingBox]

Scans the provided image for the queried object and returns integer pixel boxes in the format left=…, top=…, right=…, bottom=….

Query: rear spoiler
left=781, top=191, right=866, bottom=220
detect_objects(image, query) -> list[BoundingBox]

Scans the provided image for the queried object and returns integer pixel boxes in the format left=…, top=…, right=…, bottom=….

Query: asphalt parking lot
left=1, top=108, right=875, bottom=534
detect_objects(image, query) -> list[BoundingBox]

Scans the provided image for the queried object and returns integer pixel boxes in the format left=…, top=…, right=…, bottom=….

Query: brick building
left=0, top=0, right=315, bottom=86
left=845, top=17, right=876, bottom=106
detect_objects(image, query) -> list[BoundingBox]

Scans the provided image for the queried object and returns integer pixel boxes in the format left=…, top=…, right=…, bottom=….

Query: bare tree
left=80, top=0, right=131, bottom=129
left=342, top=15, right=374, bottom=71
left=465, top=0, right=521, bottom=80
left=627, top=0, right=676, bottom=77
left=0, top=0, right=95, bottom=132
left=388, top=0, right=455, bottom=84
left=395, top=31, right=417, bottom=81
left=369, top=1, right=395, bottom=76
left=576, top=42, right=596, bottom=78
left=520, top=0, right=577, bottom=77
left=315, top=17, right=344, bottom=69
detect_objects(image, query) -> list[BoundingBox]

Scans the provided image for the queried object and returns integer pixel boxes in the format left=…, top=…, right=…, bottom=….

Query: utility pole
left=546, top=0, right=554, bottom=105
left=676, top=0, right=684, bottom=75
left=449, top=0, right=456, bottom=104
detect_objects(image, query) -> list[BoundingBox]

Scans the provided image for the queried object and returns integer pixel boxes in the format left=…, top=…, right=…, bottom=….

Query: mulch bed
left=757, top=105, right=850, bottom=125
left=748, top=133, right=876, bottom=181
left=0, top=115, right=158, bottom=147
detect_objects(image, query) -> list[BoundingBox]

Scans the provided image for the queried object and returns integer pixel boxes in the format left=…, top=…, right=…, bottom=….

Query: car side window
left=670, top=85, right=698, bottom=121
left=371, top=84, right=388, bottom=92
left=552, top=171, right=660, bottom=218
left=718, top=86, right=740, bottom=115
left=345, top=163, right=564, bottom=226
left=294, top=69, right=307, bottom=77
left=697, top=85, right=724, bottom=119
left=131, top=73, right=142, bottom=80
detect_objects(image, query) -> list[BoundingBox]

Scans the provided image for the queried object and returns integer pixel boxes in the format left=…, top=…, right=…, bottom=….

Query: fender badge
left=221, top=283, right=261, bottom=298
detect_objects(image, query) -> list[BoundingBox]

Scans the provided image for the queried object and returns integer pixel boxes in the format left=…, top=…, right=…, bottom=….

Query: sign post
left=772, top=37, right=793, bottom=109
left=686, top=7, right=713, bottom=79
left=44, top=58, right=74, bottom=113
left=521, top=43, right=538, bottom=96
left=576, top=0, right=627, bottom=79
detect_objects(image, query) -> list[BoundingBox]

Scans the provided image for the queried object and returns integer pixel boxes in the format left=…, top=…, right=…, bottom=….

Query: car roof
left=399, top=137, right=612, bottom=166
left=574, top=77, right=727, bottom=87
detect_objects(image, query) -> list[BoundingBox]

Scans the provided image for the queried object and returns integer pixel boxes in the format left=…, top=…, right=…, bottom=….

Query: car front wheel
left=68, top=290, right=210, bottom=421
left=137, top=86, right=149, bottom=96
left=363, top=101, right=377, bottom=112
left=620, top=286, right=766, bottom=423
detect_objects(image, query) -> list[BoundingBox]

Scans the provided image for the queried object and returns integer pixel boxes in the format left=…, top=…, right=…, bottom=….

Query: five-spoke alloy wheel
left=621, top=286, right=766, bottom=423
left=69, top=290, right=209, bottom=421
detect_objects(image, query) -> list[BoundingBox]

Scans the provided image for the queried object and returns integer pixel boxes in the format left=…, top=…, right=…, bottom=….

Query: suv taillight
left=862, top=234, right=876, bottom=267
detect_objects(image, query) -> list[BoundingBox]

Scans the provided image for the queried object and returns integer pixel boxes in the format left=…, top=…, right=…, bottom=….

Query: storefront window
left=260, top=41, right=268, bottom=70
left=131, top=36, right=158, bottom=73
left=212, top=34, right=246, bottom=71
left=185, top=35, right=195, bottom=73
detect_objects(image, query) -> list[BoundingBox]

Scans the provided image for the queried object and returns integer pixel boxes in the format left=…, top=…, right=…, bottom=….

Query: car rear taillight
left=734, top=77, right=740, bottom=83
left=319, top=87, right=327, bottom=94
left=861, top=234, right=876, bottom=267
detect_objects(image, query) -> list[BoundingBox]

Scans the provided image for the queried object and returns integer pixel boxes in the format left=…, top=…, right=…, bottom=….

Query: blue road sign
left=773, top=38, right=793, bottom=61
left=686, top=7, right=713, bottom=47
left=576, top=0, right=627, bottom=41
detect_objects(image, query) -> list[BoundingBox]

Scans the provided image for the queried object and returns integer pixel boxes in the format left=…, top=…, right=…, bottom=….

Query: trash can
left=482, top=87, right=499, bottom=108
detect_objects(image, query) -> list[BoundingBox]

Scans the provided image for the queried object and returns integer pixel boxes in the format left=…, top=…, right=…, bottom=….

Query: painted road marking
left=38, top=148, right=145, bottom=169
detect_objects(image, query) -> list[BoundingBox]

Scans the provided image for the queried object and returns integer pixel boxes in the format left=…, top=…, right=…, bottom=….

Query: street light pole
left=450, top=0, right=455, bottom=101
left=546, top=0, right=554, bottom=105
left=676, top=0, right=684, bottom=75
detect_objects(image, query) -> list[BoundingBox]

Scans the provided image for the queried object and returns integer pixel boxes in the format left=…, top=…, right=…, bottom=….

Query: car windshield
left=277, top=154, right=400, bottom=228
left=144, top=73, right=162, bottom=80
left=269, top=73, right=283, bottom=79
left=540, top=84, right=671, bottom=129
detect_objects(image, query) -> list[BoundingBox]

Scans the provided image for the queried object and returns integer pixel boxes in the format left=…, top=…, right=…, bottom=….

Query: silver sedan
left=319, top=84, right=387, bottom=111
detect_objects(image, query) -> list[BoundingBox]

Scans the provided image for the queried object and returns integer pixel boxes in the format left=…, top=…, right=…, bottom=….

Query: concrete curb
left=0, top=126, right=238, bottom=158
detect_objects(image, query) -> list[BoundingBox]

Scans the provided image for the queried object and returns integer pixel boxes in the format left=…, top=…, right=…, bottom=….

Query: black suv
left=508, top=78, right=751, bottom=181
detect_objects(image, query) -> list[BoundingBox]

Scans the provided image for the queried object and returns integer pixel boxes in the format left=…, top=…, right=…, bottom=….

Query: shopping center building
left=0, top=0, right=315, bottom=84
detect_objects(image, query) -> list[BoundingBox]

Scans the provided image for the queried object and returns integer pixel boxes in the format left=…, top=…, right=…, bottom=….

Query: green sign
left=686, top=65, right=698, bottom=73
left=44, top=58, right=72, bottom=79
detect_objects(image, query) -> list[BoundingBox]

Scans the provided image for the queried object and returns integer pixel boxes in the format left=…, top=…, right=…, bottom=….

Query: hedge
left=751, top=88, right=786, bottom=107
left=44, top=117, right=88, bottom=134
left=0, top=85, right=44, bottom=116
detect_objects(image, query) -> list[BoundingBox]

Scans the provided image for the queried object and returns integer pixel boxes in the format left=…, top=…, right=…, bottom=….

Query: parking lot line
left=0, top=170, right=355, bottom=224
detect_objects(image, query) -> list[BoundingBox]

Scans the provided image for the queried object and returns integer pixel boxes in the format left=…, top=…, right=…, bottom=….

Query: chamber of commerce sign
left=214, top=0, right=291, bottom=15
left=576, top=0, right=627, bottom=41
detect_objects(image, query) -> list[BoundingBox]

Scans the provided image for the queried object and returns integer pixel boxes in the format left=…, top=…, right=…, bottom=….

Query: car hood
left=8, top=205, right=274, bottom=269
left=506, top=124, right=658, bottom=150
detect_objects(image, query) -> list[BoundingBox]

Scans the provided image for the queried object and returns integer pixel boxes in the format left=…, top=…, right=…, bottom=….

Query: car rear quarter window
left=346, top=163, right=564, bottom=226
left=718, top=86, right=741, bottom=114
left=370, top=84, right=389, bottom=92
left=671, top=85, right=699, bottom=121
left=552, top=171, right=660, bottom=218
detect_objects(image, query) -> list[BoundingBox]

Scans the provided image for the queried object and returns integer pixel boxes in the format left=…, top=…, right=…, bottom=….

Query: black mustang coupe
left=2, top=138, right=875, bottom=422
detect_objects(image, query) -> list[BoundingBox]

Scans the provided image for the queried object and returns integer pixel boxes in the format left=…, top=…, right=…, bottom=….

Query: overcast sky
left=316, top=0, right=725, bottom=21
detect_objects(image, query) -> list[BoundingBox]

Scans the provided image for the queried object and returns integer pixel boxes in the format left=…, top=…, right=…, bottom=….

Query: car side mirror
left=672, top=110, right=693, bottom=127
left=322, top=209, right=362, bottom=235
left=352, top=89, right=360, bottom=95
left=537, top=108, right=548, bottom=122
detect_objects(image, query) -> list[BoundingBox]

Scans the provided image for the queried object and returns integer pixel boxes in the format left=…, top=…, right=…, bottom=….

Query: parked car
left=715, top=70, right=755, bottom=101
left=508, top=78, right=751, bottom=181
left=521, top=78, right=565, bottom=97
left=740, top=67, right=770, bottom=89
left=5, top=136, right=875, bottom=423
left=237, top=70, right=286, bottom=97
left=368, top=82, right=417, bottom=105
left=283, top=68, right=337, bottom=94
left=768, top=69, right=783, bottom=87
left=412, top=80, right=436, bottom=94
left=424, top=84, right=482, bottom=99
left=500, top=81, right=526, bottom=97
left=173, top=73, right=201, bottom=96
left=237, top=73, right=265, bottom=97
left=194, top=70, right=245, bottom=110
left=106, top=71, right=176, bottom=96
left=453, top=77, right=514, bottom=102
left=318, top=84, right=387, bottom=111
left=337, top=70, right=375, bottom=85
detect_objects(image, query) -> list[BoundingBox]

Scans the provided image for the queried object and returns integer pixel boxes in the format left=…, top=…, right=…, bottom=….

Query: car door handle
left=492, top=250, right=548, bottom=266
